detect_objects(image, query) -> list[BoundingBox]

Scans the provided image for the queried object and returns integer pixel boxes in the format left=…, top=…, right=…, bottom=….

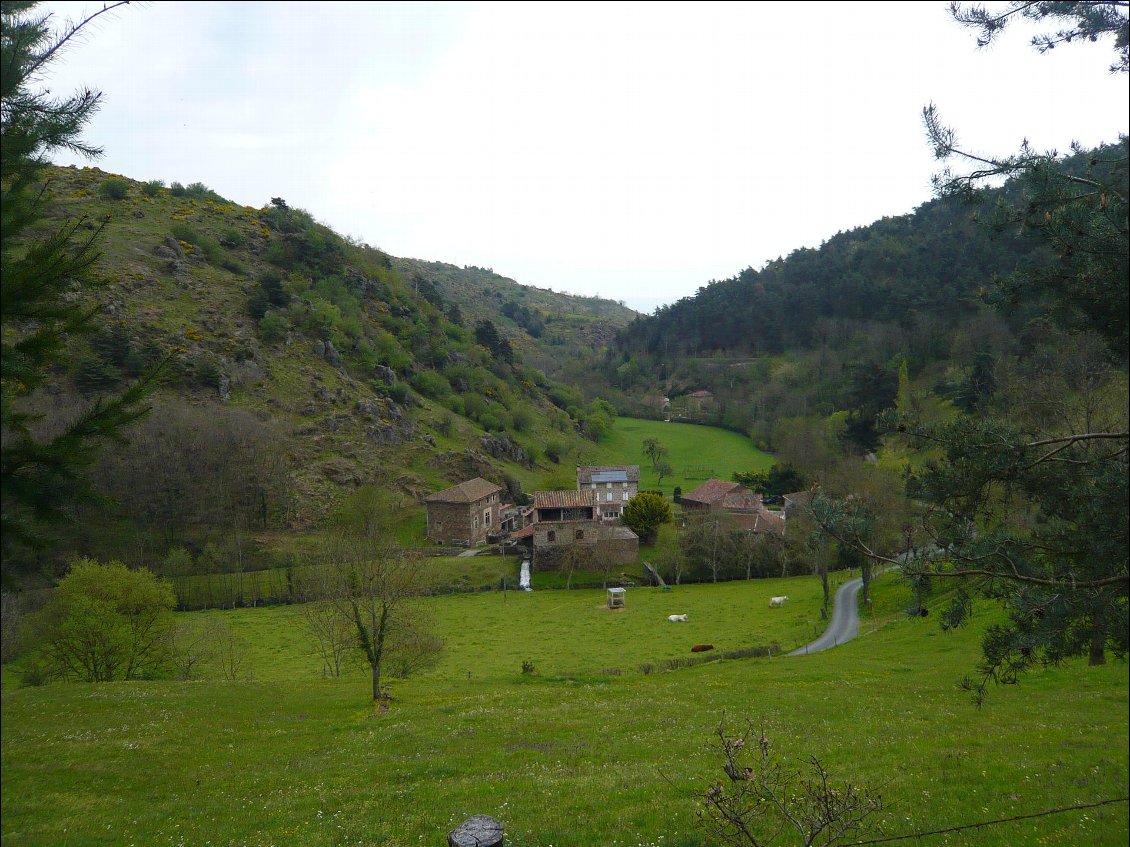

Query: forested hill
left=614, top=184, right=1042, bottom=362
left=391, top=257, right=638, bottom=378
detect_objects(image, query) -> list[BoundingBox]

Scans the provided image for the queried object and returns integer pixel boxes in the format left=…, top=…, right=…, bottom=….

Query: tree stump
left=447, top=815, right=503, bottom=847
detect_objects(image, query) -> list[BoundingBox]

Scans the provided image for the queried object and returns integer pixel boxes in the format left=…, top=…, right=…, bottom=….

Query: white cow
left=667, top=614, right=688, bottom=622
left=769, top=596, right=789, bottom=608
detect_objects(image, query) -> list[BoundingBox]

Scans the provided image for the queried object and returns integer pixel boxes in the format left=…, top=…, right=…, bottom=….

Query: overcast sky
left=36, top=1, right=1129, bottom=313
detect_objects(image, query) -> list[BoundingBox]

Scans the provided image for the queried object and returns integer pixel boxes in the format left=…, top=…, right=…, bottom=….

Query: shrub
left=220, top=256, right=246, bottom=275
left=621, top=492, right=673, bottom=543
left=259, top=310, right=290, bottom=343
left=33, top=558, right=176, bottom=682
left=411, top=369, right=451, bottom=400
left=141, top=179, right=164, bottom=197
left=98, top=177, right=129, bottom=200
left=170, top=222, right=201, bottom=244
left=73, top=351, right=121, bottom=392
left=218, top=227, right=245, bottom=248
left=169, top=181, right=187, bottom=197
left=185, top=181, right=211, bottom=199
left=193, top=354, right=224, bottom=388
left=198, top=237, right=224, bottom=263
left=19, top=657, right=52, bottom=687
left=388, top=381, right=413, bottom=405
left=478, top=412, right=503, bottom=432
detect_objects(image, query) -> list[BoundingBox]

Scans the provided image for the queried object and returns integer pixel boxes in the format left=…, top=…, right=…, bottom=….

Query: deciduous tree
left=315, top=527, right=436, bottom=702
left=34, top=558, right=176, bottom=681
left=621, top=491, right=672, bottom=544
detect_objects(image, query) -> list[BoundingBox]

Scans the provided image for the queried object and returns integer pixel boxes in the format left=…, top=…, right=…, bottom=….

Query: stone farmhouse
left=681, top=479, right=785, bottom=537
left=512, top=489, right=639, bottom=566
left=577, top=465, right=640, bottom=520
left=423, top=477, right=505, bottom=545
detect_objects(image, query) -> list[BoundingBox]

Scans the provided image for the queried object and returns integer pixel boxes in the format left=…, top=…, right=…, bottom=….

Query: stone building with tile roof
left=423, top=477, right=505, bottom=545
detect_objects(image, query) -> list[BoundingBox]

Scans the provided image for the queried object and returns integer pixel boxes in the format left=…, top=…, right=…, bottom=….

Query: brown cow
left=690, top=644, right=714, bottom=653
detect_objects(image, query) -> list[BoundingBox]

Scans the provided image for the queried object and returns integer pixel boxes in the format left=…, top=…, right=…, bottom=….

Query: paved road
left=787, top=575, right=867, bottom=656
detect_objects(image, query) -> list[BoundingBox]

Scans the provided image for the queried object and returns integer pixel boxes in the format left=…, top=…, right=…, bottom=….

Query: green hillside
left=392, top=257, right=639, bottom=379
left=6, top=166, right=637, bottom=577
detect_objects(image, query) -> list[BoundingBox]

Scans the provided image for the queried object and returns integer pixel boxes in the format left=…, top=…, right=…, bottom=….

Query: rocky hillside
left=22, top=165, right=629, bottom=570
left=391, top=257, right=638, bottom=378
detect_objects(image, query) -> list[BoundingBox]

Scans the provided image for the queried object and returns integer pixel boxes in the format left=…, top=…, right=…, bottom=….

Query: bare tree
left=166, top=618, right=218, bottom=680
left=299, top=597, right=355, bottom=678
left=698, top=718, right=884, bottom=847
left=556, top=541, right=596, bottom=590
left=681, top=511, right=739, bottom=582
left=211, top=619, right=249, bottom=681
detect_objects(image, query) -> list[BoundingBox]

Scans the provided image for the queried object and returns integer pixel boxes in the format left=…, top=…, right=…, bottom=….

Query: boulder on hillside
left=314, top=457, right=363, bottom=486
left=479, top=434, right=531, bottom=468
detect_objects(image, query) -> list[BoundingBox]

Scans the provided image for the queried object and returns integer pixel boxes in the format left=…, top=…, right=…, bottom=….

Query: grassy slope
left=3, top=572, right=1126, bottom=847
left=507, top=416, right=775, bottom=498
left=26, top=167, right=633, bottom=539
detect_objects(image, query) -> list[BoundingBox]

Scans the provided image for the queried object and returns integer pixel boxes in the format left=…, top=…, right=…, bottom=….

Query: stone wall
left=532, top=521, right=638, bottom=567
left=426, top=497, right=501, bottom=545
left=426, top=500, right=473, bottom=544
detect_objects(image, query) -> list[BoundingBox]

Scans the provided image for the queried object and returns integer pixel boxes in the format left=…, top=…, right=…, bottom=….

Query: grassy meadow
left=2, top=571, right=1127, bottom=847
left=511, top=416, right=775, bottom=498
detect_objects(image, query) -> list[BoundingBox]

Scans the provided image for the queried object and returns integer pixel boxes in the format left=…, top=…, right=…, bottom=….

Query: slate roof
left=423, top=477, right=503, bottom=504
left=577, top=465, right=641, bottom=485
left=533, top=490, right=596, bottom=509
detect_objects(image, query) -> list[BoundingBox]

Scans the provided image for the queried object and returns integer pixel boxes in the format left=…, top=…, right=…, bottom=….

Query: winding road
left=787, top=574, right=868, bottom=656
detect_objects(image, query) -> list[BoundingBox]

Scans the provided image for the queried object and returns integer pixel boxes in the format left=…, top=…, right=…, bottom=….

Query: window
left=575, top=529, right=584, bottom=540
left=484, top=509, right=491, bottom=527
left=547, top=530, right=556, bottom=542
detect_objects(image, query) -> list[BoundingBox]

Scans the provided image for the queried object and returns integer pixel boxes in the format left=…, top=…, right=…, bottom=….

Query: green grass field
left=3, top=571, right=1126, bottom=847
left=509, top=416, right=775, bottom=499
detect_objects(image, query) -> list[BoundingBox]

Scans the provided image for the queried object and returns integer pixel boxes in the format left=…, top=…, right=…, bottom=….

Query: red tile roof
left=533, top=490, right=596, bottom=508
left=682, top=480, right=761, bottom=511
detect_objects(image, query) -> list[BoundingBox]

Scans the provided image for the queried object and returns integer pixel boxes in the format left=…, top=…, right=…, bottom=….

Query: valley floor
left=2, top=573, right=1127, bottom=846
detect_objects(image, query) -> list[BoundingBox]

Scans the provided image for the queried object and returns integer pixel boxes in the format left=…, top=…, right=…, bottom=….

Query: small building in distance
left=681, top=479, right=785, bottom=537
left=577, top=465, right=640, bottom=520
left=423, top=477, right=505, bottom=545
left=681, top=479, right=761, bottom=513
left=782, top=490, right=815, bottom=517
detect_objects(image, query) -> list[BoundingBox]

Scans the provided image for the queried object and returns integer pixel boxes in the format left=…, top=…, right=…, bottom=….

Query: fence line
left=845, top=797, right=1129, bottom=845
